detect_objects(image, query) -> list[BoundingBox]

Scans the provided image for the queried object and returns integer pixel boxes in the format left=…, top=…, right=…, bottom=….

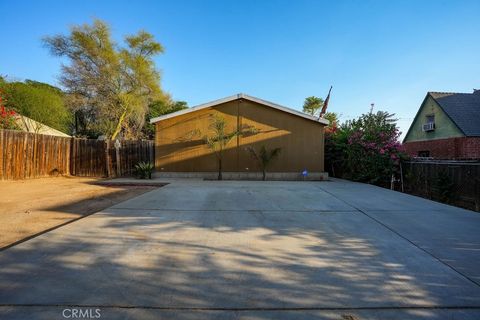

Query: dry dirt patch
left=0, top=177, right=157, bottom=249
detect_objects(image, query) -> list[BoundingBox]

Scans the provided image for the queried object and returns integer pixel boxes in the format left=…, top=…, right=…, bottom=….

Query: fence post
left=71, top=137, right=76, bottom=176
left=149, top=141, right=154, bottom=165
left=114, top=139, right=121, bottom=177
left=105, top=140, right=111, bottom=177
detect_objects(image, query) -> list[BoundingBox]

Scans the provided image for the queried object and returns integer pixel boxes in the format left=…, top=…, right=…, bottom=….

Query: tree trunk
left=111, top=109, right=128, bottom=140
left=262, top=169, right=266, bottom=181
left=218, top=157, right=223, bottom=180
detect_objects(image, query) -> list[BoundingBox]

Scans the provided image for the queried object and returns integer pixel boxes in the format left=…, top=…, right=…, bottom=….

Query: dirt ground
left=0, top=177, right=157, bottom=249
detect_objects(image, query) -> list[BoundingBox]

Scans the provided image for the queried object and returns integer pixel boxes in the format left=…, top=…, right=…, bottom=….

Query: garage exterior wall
left=154, top=98, right=325, bottom=173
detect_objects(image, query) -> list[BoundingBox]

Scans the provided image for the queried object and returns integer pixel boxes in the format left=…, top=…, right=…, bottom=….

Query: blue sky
left=1, top=0, right=479, bottom=136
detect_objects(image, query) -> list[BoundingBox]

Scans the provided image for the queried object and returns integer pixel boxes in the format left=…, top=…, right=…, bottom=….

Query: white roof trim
left=150, top=93, right=330, bottom=125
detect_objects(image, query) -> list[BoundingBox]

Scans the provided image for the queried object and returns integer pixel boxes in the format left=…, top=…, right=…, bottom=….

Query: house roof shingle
left=429, top=90, right=480, bottom=137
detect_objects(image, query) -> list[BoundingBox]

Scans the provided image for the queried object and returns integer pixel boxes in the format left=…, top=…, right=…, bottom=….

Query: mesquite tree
left=43, top=19, right=165, bottom=139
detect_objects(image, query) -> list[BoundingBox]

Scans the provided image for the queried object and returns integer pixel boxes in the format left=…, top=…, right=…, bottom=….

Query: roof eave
left=150, top=93, right=329, bottom=126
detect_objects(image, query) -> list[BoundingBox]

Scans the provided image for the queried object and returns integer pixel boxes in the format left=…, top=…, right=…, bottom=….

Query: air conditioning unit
left=422, top=123, right=435, bottom=132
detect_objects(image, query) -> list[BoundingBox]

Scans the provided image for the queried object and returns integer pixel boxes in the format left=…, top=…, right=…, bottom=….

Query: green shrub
left=435, top=171, right=456, bottom=203
left=325, top=111, right=407, bottom=187
left=135, top=161, right=154, bottom=179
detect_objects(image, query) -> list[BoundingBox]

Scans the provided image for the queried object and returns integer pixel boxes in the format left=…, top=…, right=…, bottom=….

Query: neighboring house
left=150, top=93, right=329, bottom=179
left=403, top=90, right=480, bottom=159
left=14, top=115, right=71, bottom=138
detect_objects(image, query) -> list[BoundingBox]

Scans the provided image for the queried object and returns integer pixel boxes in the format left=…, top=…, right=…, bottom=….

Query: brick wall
left=403, top=137, right=480, bottom=159
left=461, top=137, right=480, bottom=159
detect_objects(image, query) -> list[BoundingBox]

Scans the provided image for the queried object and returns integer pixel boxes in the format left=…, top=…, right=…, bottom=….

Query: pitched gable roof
left=429, top=90, right=480, bottom=136
left=150, top=93, right=330, bottom=125
left=15, top=114, right=71, bottom=137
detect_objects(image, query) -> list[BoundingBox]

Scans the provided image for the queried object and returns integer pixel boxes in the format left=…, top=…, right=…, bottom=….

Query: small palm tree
left=247, top=145, right=282, bottom=181
left=204, top=115, right=238, bottom=180
left=204, top=114, right=256, bottom=180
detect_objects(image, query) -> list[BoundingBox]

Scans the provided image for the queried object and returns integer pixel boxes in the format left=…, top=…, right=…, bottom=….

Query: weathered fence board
left=0, top=130, right=154, bottom=180
left=402, top=160, right=480, bottom=212
left=0, top=130, right=71, bottom=179
left=108, top=140, right=154, bottom=177
left=70, top=139, right=108, bottom=177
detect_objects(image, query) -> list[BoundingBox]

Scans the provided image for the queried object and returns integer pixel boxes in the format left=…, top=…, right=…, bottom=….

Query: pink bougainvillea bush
left=0, top=92, right=19, bottom=130
left=325, top=111, right=407, bottom=187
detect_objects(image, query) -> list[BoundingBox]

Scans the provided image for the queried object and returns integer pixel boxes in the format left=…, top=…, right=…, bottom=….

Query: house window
left=418, top=151, right=430, bottom=157
left=422, top=114, right=435, bottom=131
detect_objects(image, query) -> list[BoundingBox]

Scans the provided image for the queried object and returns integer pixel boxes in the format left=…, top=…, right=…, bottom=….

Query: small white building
left=14, top=115, right=70, bottom=137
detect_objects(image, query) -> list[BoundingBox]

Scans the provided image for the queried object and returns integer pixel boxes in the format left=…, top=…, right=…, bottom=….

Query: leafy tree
left=0, top=79, right=71, bottom=132
left=246, top=145, right=282, bottom=181
left=302, top=96, right=324, bottom=116
left=25, top=80, right=63, bottom=95
left=43, top=19, right=165, bottom=139
left=170, top=101, right=188, bottom=111
left=323, top=112, right=338, bottom=125
left=203, top=114, right=256, bottom=180
left=322, top=111, right=339, bottom=132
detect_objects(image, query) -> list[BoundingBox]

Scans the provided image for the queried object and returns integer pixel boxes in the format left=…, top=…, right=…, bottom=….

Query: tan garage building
left=150, top=93, right=329, bottom=180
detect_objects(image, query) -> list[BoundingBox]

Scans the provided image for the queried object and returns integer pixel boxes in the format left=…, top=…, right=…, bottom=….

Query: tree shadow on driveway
left=1, top=181, right=480, bottom=319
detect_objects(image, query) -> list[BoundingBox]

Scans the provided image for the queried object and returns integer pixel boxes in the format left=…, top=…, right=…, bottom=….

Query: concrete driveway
left=1, top=179, right=480, bottom=319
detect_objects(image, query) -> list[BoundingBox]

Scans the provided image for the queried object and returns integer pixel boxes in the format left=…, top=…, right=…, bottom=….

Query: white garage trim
left=150, top=93, right=330, bottom=125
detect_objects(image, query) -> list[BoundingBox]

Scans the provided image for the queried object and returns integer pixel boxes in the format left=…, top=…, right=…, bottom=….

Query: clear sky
left=1, top=0, right=479, bottom=137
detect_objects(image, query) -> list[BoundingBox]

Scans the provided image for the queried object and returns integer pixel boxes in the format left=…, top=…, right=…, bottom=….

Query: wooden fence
left=0, top=130, right=71, bottom=179
left=107, top=140, right=154, bottom=177
left=70, top=138, right=107, bottom=177
left=0, top=130, right=154, bottom=180
left=402, top=160, right=480, bottom=212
